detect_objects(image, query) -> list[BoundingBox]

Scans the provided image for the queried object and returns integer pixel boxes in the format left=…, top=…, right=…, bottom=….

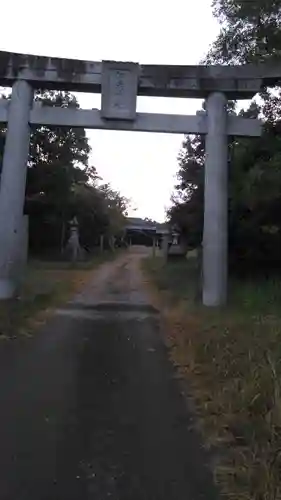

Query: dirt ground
left=0, top=247, right=218, bottom=500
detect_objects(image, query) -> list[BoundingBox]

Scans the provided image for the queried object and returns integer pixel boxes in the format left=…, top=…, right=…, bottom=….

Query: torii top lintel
left=0, top=51, right=280, bottom=99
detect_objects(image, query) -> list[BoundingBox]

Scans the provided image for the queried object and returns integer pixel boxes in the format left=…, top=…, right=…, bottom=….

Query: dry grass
left=0, top=252, right=116, bottom=339
left=143, top=256, right=281, bottom=500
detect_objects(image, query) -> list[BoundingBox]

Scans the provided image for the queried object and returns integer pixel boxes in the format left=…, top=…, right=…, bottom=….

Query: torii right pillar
left=203, top=92, right=228, bottom=307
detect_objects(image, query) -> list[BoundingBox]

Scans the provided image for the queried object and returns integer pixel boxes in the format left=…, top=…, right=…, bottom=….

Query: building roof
left=125, top=217, right=170, bottom=234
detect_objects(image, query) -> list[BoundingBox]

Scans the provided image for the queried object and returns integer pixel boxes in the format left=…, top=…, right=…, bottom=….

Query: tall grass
left=144, top=256, right=281, bottom=500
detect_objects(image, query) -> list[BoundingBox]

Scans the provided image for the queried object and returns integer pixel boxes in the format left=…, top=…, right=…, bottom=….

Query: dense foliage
left=207, top=0, right=281, bottom=64
left=169, top=0, right=281, bottom=273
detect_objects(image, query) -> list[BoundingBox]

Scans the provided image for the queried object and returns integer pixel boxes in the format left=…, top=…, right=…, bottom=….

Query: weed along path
left=0, top=248, right=217, bottom=500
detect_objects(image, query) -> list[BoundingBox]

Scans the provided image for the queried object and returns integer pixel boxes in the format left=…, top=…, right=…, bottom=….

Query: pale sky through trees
left=1, top=0, right=220, bottom=222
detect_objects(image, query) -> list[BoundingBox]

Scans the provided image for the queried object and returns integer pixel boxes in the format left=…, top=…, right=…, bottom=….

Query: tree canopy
left=169, top=1, right=281, bottom=273
left=0, top=90, right=129, bottom=257
left=207, top=0, right=281, bottom=64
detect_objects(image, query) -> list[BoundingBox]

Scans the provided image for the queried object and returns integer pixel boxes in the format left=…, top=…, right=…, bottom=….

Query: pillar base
left=203, top=294, right=227, bottom=308
left=0, top=279, right=16, bottom=299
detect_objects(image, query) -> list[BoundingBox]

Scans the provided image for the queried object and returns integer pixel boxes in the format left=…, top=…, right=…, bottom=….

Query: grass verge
left=0, top=251, right=118, bottom=339
left=143, top=255, right=281, bottom=500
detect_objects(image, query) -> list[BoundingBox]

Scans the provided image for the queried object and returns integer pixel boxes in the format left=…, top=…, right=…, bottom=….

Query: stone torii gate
left=0, top=51, right=278, bottom=305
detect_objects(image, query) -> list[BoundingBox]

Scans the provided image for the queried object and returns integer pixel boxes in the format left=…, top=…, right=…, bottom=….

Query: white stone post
left=203, top=92, right=228, bottom=306
left=162, top=234, right=169, bottom=262
left=152, top=235, right=156, bottom=258
left=100, top=234, right=104, bottom=254
left=0, top=80, right=33, bottom=299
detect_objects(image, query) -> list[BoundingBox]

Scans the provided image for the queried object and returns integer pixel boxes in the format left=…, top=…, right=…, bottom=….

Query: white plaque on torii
left=101, top=61, right=139, bottom=120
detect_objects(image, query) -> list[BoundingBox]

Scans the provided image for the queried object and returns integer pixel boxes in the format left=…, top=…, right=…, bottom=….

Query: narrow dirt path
left=0, top=248, right=218, bottom=500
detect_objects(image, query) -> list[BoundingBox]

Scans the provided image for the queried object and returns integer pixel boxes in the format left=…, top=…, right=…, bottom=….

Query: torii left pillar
left=0, top=80, right=33, bottom=298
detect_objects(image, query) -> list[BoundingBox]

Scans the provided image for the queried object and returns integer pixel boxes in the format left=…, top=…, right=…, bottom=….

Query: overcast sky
left=1, top=0, right=220, bottom=222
